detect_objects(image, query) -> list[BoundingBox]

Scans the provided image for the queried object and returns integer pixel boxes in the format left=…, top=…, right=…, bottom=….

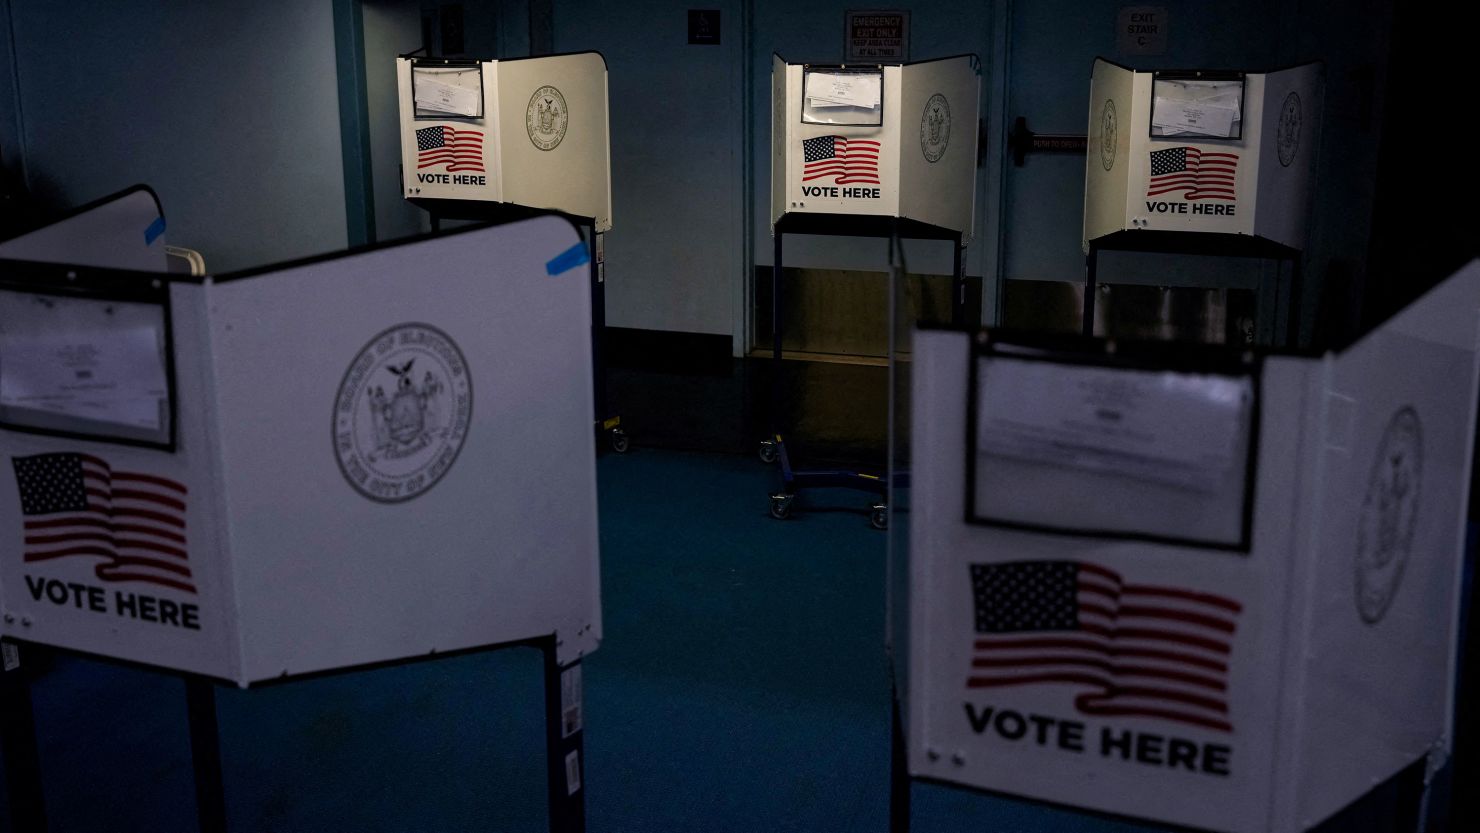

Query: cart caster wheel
left=870, top=504, right=888, bottom=530
left=609, top=428, right=631, bottom=454
left=758, top=440, right=778, bottom=464
left=769, top=494, right=794, bottom=520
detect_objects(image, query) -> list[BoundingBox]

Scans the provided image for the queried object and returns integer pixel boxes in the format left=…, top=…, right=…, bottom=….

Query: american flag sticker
left=11, top=453, right=195, bottom=594
left=802, top=135, right=881, bottom=185
left=416, top=125, right=485, bottom=172
left=967, top=561, right=1241, bottom=733
left=1148, top=146, right=1238, bottom=201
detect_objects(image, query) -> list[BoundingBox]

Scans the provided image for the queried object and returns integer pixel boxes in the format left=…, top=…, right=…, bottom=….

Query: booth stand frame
left=414, top=200, right=627, bottom=454
left=763, top=213, right=965, bottom=529
left=2, top=635, right=586, bottom=833
left=1083, top=230, right=1303, bottom=348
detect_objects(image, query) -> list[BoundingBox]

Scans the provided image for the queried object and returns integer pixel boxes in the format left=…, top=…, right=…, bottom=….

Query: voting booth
left=0, top=213, right=600, bottom=831
left=770, top=54, right=978, bottom=233
left=398, top=52, right=611, bottom=231
left=1084, top=59, right=1321, bottom=247
left=763, top=54, right=979, bottom=524
left=1080, top=59, right=1323, bottom=346
left=892, top=260, right=1480, bottom=832
left=0, top=216, right=600, bottom=680
left=398, top=50, right=624, bottom=453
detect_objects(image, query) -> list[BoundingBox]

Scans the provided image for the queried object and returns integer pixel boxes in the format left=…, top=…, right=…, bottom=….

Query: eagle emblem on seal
left=368, top=359, right=445, bottom=459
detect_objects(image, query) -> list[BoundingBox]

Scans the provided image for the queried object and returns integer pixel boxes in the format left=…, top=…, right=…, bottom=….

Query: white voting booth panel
left=1084, top=59, right=1322, bottom=250
left=770, top=54, right=979, bottom=236
left=0, top=185, right=170, bottom=272
left=903, top=260, right=1480, bottom=832
left=397, top=52, right=612, bottom=232
left=0, top=216, right=601, bottom=685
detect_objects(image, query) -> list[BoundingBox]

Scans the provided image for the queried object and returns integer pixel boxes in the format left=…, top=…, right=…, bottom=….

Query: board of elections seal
left=1355, top=406, right=1422, bottom=624
left=527, top=86, right=569, bottom=151
left=920, top=94, right=951, bottom=163
left=1277, top=92, right=1301, bottom=168
left=334, top=323, right=472, bottom=504
left=1100, top=99, right=1118, bottom=171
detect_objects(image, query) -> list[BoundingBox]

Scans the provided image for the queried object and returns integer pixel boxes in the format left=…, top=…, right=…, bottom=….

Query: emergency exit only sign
left=1117, top=6, right=1168, bottom=55
left=845, top=10, right=909, bottom=62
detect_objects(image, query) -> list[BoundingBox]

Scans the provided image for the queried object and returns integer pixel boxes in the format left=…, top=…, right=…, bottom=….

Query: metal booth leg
left=1, top=641, right=48, bottom=832
left=1286, top=254, right=1303, bottom=349
left=542, top=640, right=586, bottom=833
left=952, top=233, right=966, bottom=328
left=759, top=230, right=786, bottom=465
left=771, top=230, right=785, bottom=431
left=888, top=689, right=911, bottom=833
left=185, top=677, right=228, bottom=833
left=1083, top=244, right=1099, bottom=337
left=589, top=223, right=606, bottom=426
left=586, top=224, right=627, bottom=453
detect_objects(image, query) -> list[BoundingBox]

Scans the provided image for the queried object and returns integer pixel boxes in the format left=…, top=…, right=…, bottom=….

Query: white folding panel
left=771, top=54, right=979, bottom=237
left=0, top=185, right=169, bottom=272
left=398, top=53, right=612, bottom=232
left=1275, top=262, right=1480, bottom=830
left=0, top=216, right=602, bottom=685
left=898, top=57, right=981, bottom=238
left=902, top=260, right=1480, bottom=832
left=1084, top=59, right=1322, bottom=251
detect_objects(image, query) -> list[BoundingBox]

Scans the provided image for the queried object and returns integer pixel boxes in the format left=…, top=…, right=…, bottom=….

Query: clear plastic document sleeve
left=802, top=68, right=883, bottom=125
left=0, top=289, right=171, bottom=445
left=1150, top=76, right=1244, bottom=139
left=413, top=64, right=484, bottom=118
left=969, top=350, right=1254, bottom=548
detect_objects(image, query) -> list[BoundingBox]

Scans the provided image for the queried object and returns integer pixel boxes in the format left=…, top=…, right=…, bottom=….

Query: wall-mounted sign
left=845, top=10, right=909, bottom=62
left=1117, top=7, right=1167, bottom=55
left=688, top=9, right=721, bottom=45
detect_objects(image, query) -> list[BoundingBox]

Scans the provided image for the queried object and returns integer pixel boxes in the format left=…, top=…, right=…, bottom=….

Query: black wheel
left=769, top=495, right=793, bottom=520
left=870, top=505, right=888, bottom=530
left=609, top=429, right=630, bottom=454
left=758, top=441, right=778, bottom=464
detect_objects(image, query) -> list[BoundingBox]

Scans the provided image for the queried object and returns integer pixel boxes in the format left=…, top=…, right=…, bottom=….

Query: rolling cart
left=763, top=215, right=962, bottom=530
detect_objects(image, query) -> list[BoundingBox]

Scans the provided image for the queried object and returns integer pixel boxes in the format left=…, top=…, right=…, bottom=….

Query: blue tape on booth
left=144, top=217, right=167, bottom=245
left=546, top=242, right=590, bottom=276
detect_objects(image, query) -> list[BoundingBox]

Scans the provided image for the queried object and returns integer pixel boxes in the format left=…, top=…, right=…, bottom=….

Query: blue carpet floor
left=0, top=449, right=1443, bottom=831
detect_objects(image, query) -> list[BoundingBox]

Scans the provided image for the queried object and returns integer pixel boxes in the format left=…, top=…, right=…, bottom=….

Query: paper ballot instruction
left=802, top=69, right=883, bottom=125
left=976, top=357, right=1251, bottom=492
left=1151, top=78, right=1242, bottom=138
left=0, top=326, right=167, bottom=430
left=805, top=71, right=882, bottom=109
left=414, top=67, right=482, bottom=117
